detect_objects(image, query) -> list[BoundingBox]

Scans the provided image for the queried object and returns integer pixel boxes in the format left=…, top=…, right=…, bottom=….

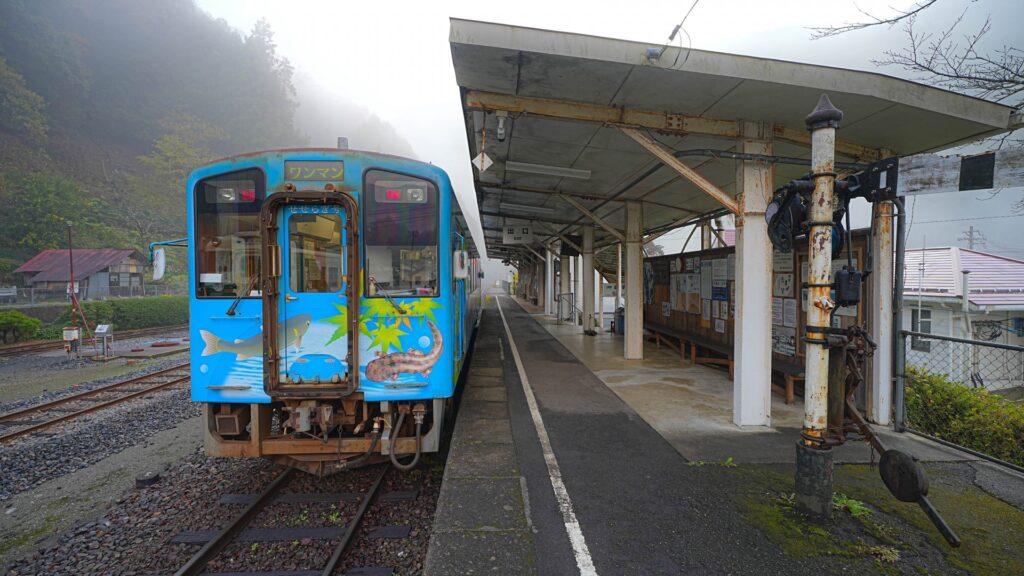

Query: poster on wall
left=727, top=254, right=736, bottom=280
left=729, top=282, right=736, bottom=318
left=687, top=292, right=701, bottom=314
left=685, top=273, right=700, bottom=294
left=773, top=273, right=794, bottom=297
left=702, top=299, right=711, bottom=321
left=712, top=258, right=727, bottom=287
left=715, top=318, right=726, bottom=333
left=772, top=325, right=797, bottom=356
left=772, top=297, right=784, bottom=325
left=783, top=298, right=798, bottom=328
left=773, top=250, right=794, bottom=272
left=662, top=301, right=672, bottom=317
left=700, top=261, right=713, bottom=300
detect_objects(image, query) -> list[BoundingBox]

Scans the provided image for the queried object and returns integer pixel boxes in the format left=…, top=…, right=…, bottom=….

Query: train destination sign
left=284, top=160, right=344, bottom=181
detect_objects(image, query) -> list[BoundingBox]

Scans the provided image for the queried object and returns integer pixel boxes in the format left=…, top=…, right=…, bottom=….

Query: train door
left=261, top=194, right=359, bottom=397
left=279, top=204, right=349, bottom=387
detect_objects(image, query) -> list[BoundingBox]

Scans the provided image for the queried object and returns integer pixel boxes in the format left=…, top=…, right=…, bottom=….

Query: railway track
left=173, top=465, right=390, bottom=576
left=0, top=362, right=191, bottom=443
left=0, top=324, right=189, bottom=358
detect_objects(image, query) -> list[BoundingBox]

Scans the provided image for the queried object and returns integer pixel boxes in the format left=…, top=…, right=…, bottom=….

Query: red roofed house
left=14, top=249, right=149, bottom=300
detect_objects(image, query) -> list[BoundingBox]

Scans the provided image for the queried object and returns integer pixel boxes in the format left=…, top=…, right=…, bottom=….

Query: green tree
left=0, top=56, right=48, bottom=143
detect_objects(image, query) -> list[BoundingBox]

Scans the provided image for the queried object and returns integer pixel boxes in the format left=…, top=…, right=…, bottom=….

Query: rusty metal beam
left=466, top=90, right=884, bottom=162
left=558, top=195, right=626, bottom=242
left=620, top=127, right=741, bottom=215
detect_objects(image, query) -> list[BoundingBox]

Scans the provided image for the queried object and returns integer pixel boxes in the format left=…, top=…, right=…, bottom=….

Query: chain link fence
left=901, top=330, right=1024, bottom=469
left=904, top=330, right=1024, bottom=393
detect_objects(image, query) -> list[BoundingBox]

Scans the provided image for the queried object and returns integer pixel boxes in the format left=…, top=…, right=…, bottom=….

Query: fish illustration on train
left=199, top=314, right=312, bottom=360
left=365, top=320, right=443, bottom=382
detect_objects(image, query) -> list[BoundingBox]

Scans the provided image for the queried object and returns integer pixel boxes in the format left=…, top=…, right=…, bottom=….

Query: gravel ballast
left=5, top=452, right=445, bottom=575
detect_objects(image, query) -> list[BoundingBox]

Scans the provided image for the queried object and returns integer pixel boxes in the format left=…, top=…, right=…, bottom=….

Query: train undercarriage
left=203, top=396, right=447, bottom=475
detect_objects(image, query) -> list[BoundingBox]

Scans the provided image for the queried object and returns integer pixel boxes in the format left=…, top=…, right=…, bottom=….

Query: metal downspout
left=892, top=197, right=907, bottom=432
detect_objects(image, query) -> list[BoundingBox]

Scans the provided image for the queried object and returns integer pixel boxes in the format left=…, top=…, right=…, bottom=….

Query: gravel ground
left=4, top=452, right=446, bottom=576
left=0, top=386, right=199, bottom=501
left=0, top=328, right=188, bottom=406
left=0, top=354, right=188, bottom=414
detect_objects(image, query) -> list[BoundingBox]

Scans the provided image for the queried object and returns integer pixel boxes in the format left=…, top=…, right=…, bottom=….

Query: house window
left=911, top=308, right=932, bottom=352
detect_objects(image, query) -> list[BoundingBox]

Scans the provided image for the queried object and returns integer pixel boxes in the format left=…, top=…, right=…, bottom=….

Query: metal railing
left=556, top=292, right=577, bottom=325
left=898, top=329, right=1024, bottom=471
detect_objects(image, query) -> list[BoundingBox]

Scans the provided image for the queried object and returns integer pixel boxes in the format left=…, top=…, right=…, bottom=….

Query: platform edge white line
left=495, top=296, right=598, bottom=576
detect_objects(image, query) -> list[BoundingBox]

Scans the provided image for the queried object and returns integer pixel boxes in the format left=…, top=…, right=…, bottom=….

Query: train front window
left=289, top=212, right=344, bottom=293
left=364, top=170, right=438, bottom=297
left=194, top=169, right=264, bottom=298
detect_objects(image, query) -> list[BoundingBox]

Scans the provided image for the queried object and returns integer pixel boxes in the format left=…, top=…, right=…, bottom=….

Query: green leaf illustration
left=323, top=304, right=348, bottom=346
left=408, top=299, right=443, bottom=324
left=368, top=319, right=406, bottom=354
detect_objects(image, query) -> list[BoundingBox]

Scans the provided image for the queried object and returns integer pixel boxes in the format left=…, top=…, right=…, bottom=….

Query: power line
left=912, top=214, right=1024, bottom=225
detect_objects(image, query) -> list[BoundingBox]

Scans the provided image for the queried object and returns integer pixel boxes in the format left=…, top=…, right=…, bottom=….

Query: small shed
left=14, top=249, right=149, bottom=299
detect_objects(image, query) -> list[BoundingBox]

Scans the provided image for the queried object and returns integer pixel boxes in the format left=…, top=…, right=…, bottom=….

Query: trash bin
left=615, top=307, right=625, bottom=335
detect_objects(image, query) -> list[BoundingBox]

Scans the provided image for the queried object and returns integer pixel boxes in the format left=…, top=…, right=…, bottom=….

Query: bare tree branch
left=809, top=0, right=941, bottom=39
left=875, top=14, right=1024, bottom=108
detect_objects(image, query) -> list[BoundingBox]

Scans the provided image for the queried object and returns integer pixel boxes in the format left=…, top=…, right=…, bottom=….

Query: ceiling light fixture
left=505, top=161, right=591, bottom=180
left=499, top=202, right=555, bottom=215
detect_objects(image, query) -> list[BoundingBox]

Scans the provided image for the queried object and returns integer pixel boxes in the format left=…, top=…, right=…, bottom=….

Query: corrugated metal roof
left=904, top=247, right=1024, bottom=307
left=14, top=249, right=145, bottom=283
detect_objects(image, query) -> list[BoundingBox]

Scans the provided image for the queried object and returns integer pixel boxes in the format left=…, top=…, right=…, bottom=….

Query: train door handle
left=285, top=294, right=299, bottom=302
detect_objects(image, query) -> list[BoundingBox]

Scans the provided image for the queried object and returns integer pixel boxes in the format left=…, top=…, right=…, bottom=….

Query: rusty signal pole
left=795, top=94, right=844, bottom=519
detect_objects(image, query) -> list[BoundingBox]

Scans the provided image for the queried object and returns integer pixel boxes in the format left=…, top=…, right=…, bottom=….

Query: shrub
left=54, top=296, right=188, bottom=331
left=905, top=365, right=1024, bottom=467
left=0, top=310, right=42, bottom=343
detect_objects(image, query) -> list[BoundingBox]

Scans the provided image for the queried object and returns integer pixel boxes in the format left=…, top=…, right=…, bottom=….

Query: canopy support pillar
left=583, top=225, right=596, bottom=334
left=625, top=201, right=643, bottom=359
left=733, top=121, right=774, bottom=427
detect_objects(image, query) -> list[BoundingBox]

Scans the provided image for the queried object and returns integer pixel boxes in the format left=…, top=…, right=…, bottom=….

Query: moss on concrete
left=0, top=514, right=59, bottom=557
left=836, top=464, right=1024, bottom=576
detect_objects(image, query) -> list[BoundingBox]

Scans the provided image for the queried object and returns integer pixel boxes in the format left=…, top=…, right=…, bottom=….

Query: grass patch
left=837, top=464, right=1024, bottom=576
left=0, top=514, right=59, bottom=557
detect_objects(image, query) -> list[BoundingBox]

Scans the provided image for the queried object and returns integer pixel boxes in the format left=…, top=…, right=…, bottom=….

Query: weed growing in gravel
left=250, top=543, right=259, bottom=554
left=833, top=493, right=871, bottom=518
left=294, top=509, right=308, bottom=525
left=328, top=511, right=341, bottom=524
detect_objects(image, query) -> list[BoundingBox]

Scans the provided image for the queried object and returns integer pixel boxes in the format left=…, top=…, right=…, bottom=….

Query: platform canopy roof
left=449, top=18, right=1021, bottom=266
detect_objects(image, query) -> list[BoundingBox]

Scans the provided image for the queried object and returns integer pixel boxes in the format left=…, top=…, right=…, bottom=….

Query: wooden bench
left=771, top=359, right=804, bottom=405
left=644, top=322, right=734, bottom=379
left=645, top=322, right=805, bottom=404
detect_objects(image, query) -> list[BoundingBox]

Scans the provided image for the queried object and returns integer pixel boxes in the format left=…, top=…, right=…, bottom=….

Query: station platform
left=426, top=294, right=1024, bottom=575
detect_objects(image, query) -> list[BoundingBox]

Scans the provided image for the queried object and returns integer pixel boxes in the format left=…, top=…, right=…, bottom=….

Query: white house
left=903, top=247, right=1024, bottom=391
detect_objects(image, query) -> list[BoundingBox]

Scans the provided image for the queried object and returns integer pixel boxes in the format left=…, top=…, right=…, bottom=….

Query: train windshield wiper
left=226, top=274, right=257, bottom=316
left=369, top=276, right=406, bottom=315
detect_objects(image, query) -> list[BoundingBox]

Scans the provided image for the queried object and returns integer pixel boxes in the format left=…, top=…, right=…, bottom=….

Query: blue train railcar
left=186, top=149, right=481, bottom=474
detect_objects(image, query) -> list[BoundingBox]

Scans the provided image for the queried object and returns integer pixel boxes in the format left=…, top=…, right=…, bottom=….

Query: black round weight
left=879, top=450, right=928, bottom=502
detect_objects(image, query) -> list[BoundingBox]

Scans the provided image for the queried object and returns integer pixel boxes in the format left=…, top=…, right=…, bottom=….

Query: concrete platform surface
left=426, top=295, right=1024, bottom=575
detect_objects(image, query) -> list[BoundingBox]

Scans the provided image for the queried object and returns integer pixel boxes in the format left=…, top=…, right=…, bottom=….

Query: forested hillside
left=0, top=0, right=303, bottom=279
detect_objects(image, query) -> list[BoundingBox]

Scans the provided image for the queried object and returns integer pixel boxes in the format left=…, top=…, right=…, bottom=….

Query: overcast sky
left=195, top=0, right=1023, bottom=265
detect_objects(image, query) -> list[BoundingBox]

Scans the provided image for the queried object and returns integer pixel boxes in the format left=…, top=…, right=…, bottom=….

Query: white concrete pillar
left=565, top=254, right=573, bottom=319
left=598, top=274, right=605, bottom=332
left=583, top=226, right=595, bottom=333
left=616, top=244, right=622, bottom=310
left=733, top=121, right=774, bottom=427
left=868, top=202, right=894, bottom=425
left=575, top=255, right=583, bottom=326
left=544, top=249, right=554, bottom=315
left=625, top=201, right=643, bottom=359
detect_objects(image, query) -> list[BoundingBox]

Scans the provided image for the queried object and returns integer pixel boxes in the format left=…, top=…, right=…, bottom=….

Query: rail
left=173, top=465, right=388, bottom=576
left=0, top=362, right=191, bottom=443
left=0, top=324, right=188, bottom=358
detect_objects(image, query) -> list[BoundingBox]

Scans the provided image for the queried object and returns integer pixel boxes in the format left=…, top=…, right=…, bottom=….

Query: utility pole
left=957, top=225, right=986, bottom=250
left=795, top=94, right=843, bottom=520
